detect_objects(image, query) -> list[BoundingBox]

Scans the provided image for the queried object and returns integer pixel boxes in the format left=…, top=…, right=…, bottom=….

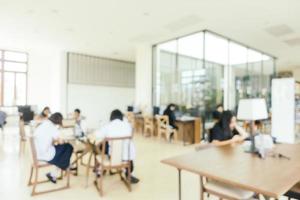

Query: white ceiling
left=0, top=0, right=299, bottom=69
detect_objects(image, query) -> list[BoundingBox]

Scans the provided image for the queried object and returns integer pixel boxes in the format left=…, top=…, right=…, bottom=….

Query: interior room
left=1, top=0, right=300, bottom=200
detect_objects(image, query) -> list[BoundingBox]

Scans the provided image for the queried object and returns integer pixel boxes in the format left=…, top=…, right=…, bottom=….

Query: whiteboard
left=271, top=78, right=295, bottom=143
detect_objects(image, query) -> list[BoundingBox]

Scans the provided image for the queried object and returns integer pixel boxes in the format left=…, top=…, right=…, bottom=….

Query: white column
left=135, top=44, right=153, bottom=113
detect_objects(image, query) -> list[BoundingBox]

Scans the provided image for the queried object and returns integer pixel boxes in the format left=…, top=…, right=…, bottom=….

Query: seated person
left=209, top=111, right=248, bottom=146
left=95, top=109, right=139, bottom=184
left=73, top=108, right=86, bottom=138
left=212, top=104, right=223, bottom=122
left=163, top=103, right=178, bottom=141
left=34, top=106, right=51, bottom=123
left=34, top=112, right=73, bottom=183
left=0, top=110, right=7, bottom=130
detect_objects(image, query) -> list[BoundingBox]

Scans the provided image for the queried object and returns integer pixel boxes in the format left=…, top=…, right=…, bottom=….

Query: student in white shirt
left=73, top=108, right=86, bottom=138
left=34, top=112, right=73, bottom=183
left=95, top=109, right=139, bottom=184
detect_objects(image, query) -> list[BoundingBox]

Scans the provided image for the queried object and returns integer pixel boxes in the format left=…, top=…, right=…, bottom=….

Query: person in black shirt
left=163, top=103, right=178, bottom=130
left=209, top=111, right=248, bottom=146
left=212, top=104, right=223, bottom=122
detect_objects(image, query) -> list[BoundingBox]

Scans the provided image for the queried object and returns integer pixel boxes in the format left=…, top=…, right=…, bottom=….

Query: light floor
left=0, top=125, right=289, bottom=200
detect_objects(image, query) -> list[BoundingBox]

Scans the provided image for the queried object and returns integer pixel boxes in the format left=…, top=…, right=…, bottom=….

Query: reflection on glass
left=4, top=72, right=15, bottom=106
left=16, top=73, right=26, bottom=105
left=4, top=62, right=27, bottom=72
left=4, top=51, right=27, bottom=62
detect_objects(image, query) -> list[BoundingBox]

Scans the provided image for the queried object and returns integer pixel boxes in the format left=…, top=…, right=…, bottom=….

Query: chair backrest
left=28, top=136, right=39, bottom=166
left=143, top=115, right=153, bottom=127
left=19, top=119, right=26, bottom=140
left=125, top=112, right=135, bottom=128
left=155, top=115, right=169, bottom=129
left=100, top=136, right=132, bottom=167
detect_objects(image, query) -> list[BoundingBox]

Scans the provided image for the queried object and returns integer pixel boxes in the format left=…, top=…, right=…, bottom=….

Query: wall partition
left=153, top=30, right=275, bottom=121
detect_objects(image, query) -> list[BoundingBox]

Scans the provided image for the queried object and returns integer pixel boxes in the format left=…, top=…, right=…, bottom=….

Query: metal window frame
left=152, top=29, right=276, bottom=111
left=0, top=49, right=28, bottom=107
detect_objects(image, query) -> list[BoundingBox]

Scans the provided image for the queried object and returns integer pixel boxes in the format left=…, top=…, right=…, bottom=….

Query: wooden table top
left=161, top=143, right=300, bottom=198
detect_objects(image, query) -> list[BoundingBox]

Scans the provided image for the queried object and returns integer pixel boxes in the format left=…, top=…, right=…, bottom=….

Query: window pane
left=4, top=72, right=15, bottom=106
left=248, top=49, right=262, bottom=63
left=156, top=40, right=178, bottom=105
left=204, top=32, right=229, bottom=65
left=4, top=51, right=27, bottom=62
left=178, top=32, right=204, bottom=59
left=16, top=73, right=26, bottom=105
left=229, top=42, right=247, bottom=65
left=4, top=62, right=27, bottom=72
left=229, top=42, right=248, bottom=110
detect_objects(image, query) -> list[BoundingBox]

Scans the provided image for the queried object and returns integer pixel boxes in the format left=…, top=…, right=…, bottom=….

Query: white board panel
left=271, top=78, right=295, bottom=143
left=68, top=53, right=135, bottom=87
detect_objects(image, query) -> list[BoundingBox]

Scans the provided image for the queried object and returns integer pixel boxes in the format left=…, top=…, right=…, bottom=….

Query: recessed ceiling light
left=164, top=15, right=202, bottom=31
left=66, top=28, right=74, bottom=32
left=265, top=24, right=294, bottom=37
left=26, top=9, right=35, bottom=15
left=284, top=37, right=300, bottom=47
left=51, top=9, right=59, bottom=14
left=143, top=12, right=150, bottom=16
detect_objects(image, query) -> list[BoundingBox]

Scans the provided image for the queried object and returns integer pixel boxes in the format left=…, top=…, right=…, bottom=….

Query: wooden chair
left=27, top=136, right=71, bottom=196
left=126, top=112, right=135, bottom=133
left=155, top=115, right=177, bottom=142
left=143, top=115, right=154, bottom=137
left=197, top=144, right=255, bottom=200
left=84, top=138, right=99, bottom=187
left=19, top=119, right=27, bottom=155
left=70, top=141, right=87, bottom=176
left=94, top=136, right=132, bottom=196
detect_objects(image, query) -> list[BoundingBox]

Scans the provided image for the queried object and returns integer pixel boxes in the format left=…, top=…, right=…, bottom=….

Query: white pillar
left=135, top=44, right=152, bottom=114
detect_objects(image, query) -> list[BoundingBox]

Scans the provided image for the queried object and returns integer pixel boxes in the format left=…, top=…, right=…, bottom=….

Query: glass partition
left=153, top=30, right=275, bottom=121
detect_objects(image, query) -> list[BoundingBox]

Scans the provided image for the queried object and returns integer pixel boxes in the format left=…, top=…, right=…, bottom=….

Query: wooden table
left=161, top=144, right=300, bottom=200
left=175, top=117, right=202, bottom=145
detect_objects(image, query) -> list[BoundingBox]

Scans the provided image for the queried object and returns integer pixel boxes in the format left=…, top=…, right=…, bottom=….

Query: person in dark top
left=163, top=103, right=178, bottom=130
left=212, top=104, right=223, bottom=122
left=209, top=110, right=248, bottom=146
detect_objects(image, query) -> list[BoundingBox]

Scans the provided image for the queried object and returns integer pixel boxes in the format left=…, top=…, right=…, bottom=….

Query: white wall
left=134, top=45, right=152, bottom=113
left=67, top=84, right=134, bottom=129
left=27, top=48, right=67, bottom=114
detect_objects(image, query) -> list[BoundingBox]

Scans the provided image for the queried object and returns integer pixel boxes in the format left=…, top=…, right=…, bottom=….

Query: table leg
left=178, top=169, right=182, bottom=200
left=183, top=124, right=187, bottom=146
left=199, top=176, right=204, bottom=200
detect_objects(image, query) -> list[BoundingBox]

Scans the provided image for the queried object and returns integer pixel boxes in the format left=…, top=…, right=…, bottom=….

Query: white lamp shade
left=237, top=98, right=268, bottom=120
